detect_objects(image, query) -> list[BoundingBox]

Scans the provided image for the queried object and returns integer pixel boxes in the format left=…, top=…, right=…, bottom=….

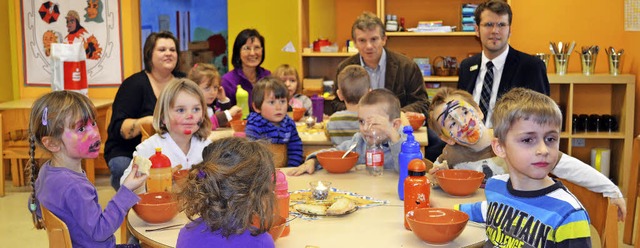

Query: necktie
left=480, top=61, right=494, bottom=121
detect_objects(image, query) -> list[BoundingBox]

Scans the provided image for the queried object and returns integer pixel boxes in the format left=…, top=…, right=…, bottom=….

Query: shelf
left=387, top=32, right=476, bottom=37
left=569, top=132, right=626, bottom=139
left=548, top=73, right=634, bottom=84
left=301, top=52, right=354, bottom=57
left=423, top=76, right=458, bottom=82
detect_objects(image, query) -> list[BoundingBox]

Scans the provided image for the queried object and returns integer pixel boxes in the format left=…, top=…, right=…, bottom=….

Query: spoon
left=341, top=143, right=357, bottom=159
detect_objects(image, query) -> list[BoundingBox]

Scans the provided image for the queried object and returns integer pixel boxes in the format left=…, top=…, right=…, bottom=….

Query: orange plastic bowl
left=316, top=151, right=358, bottom=173
left=292, top=108, right=306, bottom=122
left=252, top=215, right=286, bottom=241
left=435, top=169, right=484, bottom=196
left=406, top=208, right=469, bottom=244
left=230, top=120, right=247, bottom=132
left=406, top=113, right=426, bottom=131
left=133, top=192, right=179, bottom=224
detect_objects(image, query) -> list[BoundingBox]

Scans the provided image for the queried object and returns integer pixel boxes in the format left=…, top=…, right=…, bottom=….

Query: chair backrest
left=558, top=178, right=618, bottom=248
left=269, top=144, right=288, bottom=168
left=40, top=204, right=72, bottom=248
left=623, top=135, right=640, bottom=245
left=140, top=122, right=156, bottom=142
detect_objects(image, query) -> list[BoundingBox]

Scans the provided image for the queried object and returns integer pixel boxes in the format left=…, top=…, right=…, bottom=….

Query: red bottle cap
left=150, top=147, right=171, bottom=168
left=408, top=159, right=426, bottom=172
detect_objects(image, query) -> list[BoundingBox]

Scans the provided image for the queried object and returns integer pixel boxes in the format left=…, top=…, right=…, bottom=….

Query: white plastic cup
left=590, top=148, right=611, bottom=177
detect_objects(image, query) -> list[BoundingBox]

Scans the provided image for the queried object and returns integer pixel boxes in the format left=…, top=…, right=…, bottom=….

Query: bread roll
left=133, top=156, right=152, bottom=175
left=327, top=198, right=355, bottom=215
left=294, top=204, right=327, bottom=215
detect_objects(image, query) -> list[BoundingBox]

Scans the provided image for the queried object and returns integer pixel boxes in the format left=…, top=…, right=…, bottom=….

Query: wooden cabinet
left=298, top=0, right=485, bottom=83
left=548, top=74, right=635, bottom=192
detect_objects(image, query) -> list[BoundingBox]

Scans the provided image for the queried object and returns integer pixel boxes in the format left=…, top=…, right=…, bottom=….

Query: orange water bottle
left=147, top=148, right=172, bottom=192
left=275, top=170, right=290, bottom=236
left=404, top=159, right=430, bottom=230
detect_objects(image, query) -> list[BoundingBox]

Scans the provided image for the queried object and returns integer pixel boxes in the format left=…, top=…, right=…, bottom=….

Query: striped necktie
left=480, top=61, right=494, bottom=121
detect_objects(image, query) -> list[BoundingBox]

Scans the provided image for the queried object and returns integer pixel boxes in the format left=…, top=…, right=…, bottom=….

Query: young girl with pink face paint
left=119, top=79, right=213, bottom=192
left=27, top=91, right=148, bottom=247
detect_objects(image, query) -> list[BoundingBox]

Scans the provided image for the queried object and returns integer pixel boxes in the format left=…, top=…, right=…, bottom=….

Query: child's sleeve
left=388, top=131, right=406, bottom=172
left=65, top=182, right=139, bottom=241
left=244, top=119, right=260, bottom=140
left=551, top=153, right=623, bottom=198
left=287, top=126, right=304, bottom=167
left=554, top=209, right=592, bottom=246
left=455, top=201, right=488, bottom=223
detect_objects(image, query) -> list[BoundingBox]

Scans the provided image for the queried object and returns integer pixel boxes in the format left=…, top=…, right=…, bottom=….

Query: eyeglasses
left=480, top=22, right=509, bottom=30
left=241, top=46, right=263, bottom=53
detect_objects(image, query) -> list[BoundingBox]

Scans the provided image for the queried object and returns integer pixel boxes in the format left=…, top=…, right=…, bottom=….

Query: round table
left=128, top=167, right=487, bottom=247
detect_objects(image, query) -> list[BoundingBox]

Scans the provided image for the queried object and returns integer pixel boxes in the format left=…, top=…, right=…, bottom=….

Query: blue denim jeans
left=108, top=156, right=132, bottom=191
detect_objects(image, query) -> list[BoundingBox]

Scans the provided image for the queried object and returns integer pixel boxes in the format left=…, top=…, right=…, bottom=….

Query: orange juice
left=146, top=148, right=172, bottom=192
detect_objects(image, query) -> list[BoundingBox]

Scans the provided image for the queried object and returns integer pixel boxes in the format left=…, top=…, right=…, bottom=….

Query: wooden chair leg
left=0, top=159, right=5, bottom=197
left=18, top=159, right=25, bottom=186
left=120, top=217, right=130, bottom=243
left=83, top=159, right=95, bottom=185
left=11, top=158, right=20, bottom=187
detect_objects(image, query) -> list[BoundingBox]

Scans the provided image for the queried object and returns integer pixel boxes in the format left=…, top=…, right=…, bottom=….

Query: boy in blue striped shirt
left=245, top=77, right=303, bottom=167
left=456, top=88, right=592, bottom=247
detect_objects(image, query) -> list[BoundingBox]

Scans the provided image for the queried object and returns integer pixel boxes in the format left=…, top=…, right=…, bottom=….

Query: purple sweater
left=35, top=162, right=139, bottom=248
left=177, top=218, right=274, bottom=248
left=220, top=67, right=271, bottom=111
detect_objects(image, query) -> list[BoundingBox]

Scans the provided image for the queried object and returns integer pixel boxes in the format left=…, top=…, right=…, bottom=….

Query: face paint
left=62, top=119, right=102, bottom=159
left=436, top=99, right=483, bottom=145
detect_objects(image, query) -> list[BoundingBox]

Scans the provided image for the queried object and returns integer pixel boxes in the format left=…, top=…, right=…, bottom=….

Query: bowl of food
left=133, top=192, right=179, bottom=224
left=406, top=208, right=469, bottom=244
left=406, top=112, right=426, bottom=131
left=316, top=151, right=358, bottom=173
left=292, top=108, right=306, bottom=122
left=229, top=120, right=247, bottom=133
left=435, top=169, right=484, bottom=196
left=252, top=215, right=286, bottom=241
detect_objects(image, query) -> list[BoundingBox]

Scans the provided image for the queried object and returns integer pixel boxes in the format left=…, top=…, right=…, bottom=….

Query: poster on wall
left=21, top=0, right=123, bottom=86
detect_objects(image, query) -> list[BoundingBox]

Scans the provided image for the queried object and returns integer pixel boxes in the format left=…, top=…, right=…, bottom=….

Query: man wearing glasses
left=458, top=0, right=549, bottom=128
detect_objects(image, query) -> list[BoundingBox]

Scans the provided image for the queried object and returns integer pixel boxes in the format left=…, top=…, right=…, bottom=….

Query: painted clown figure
left=64, top=10, right=102, bottom=60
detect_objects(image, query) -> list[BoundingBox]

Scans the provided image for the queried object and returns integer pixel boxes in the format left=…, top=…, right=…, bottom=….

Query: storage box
left=302, top=78, right=324, bottom=96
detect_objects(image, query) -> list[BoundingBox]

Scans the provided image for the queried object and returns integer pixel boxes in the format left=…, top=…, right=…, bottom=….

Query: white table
left=127, top=167, right=487, bottom=247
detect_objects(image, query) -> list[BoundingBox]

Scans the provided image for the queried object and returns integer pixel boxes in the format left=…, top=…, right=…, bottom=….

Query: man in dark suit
left=458, top=0, right=549, bottom=127
left=331, top=12, right=429, bottom=116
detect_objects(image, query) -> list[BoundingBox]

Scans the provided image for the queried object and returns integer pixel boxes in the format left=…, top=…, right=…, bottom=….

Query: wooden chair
left=558, top=178, right=618, bottom=248
left=140, top=122, right=156, bottom=142
left=41, top=204, right=73, bottom=248
left=624, top=135, right=640, bottom=246
left=269, top=143, right=288, bottom=168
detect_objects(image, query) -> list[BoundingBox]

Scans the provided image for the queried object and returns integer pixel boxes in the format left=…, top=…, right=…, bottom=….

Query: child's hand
left=364, top=114, right=400, bottom=143
left=229, top=106, right=242, bottom=116
left=287, top=160, right=316, bottom=176
left=610, top=197, right=627, bottom=221
left=217, top=86, right=228, bottom=101
left=122, top=164, right=148, bottom=191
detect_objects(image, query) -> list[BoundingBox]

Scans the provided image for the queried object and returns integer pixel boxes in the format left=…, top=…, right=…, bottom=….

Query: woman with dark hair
left=220, top=29, right=270, bottom=111
left=104, top=31, right=184, bottom=190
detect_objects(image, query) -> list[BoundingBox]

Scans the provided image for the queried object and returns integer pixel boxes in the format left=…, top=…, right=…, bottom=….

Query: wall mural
left=22, top=0, right=123, bottom=86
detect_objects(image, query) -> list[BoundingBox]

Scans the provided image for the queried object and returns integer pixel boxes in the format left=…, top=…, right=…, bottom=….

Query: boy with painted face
left=428, top=87, right=626, bottom=221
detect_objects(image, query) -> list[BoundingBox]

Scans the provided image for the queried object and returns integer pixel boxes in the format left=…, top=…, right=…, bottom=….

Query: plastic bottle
left=366, top=129, right=384, bottom=176
left=404, top=159, right=430, bottom=230
left=235, top=85, right=250, bottom=119
left=386, top=15, right=398, bottom=32
left=274, top=170, right=290, bottom=237
left=147, top=148, right=172, bottom=192
left=311, top=94, right=324, bottom=122
left=398, top=126, right=424, bottom=200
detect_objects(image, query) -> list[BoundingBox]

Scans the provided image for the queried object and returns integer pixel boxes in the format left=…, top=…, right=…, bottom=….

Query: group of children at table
left=25, top=61, right=625, bottom=246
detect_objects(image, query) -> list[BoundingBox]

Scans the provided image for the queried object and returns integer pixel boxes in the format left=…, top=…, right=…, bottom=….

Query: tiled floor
left=0, top=174, right=636, bottom=247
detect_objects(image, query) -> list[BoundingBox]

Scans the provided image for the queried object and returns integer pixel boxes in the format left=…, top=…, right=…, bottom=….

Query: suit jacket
left=331, top=49, right=429, bottom=116
left=458, top=46, right=550, bottom=99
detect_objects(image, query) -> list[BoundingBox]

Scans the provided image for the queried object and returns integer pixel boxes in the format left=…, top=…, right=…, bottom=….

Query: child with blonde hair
left=428, top=87, right=626, bottom=220
left=456, top=88, right=591, bottom=246
left=120, top=79, right=212, bottom=191
left=273, top=64, right=312, bottom=115
left=188, top=63, right=241, bottom=129
left=27, top=91, right=147, bottom=247
left=177, top=137, right=276, bottom=247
